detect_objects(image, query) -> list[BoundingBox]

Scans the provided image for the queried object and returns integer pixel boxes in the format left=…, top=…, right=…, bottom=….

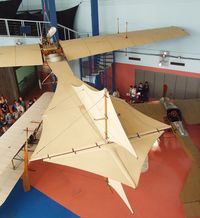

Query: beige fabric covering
left=0, top=44, right=43, bottom=67
left=31, top=61, right=170, bottom=189
left=60, top=26, right=188, bottom=61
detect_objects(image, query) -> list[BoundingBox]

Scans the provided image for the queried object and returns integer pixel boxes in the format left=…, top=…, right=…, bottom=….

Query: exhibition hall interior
left=0, top=0, right=200, bottom=218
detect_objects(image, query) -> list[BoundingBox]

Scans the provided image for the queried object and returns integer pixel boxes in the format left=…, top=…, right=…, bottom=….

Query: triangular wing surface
left=31, top=61, right=105, bottom=161
left=72, top=84, right=137, bottom=157
left=60, top=26, right=188, bottom=61
left=111, top=97, right=169, bottom=138
left=0, top=44, right=43, bottom=67
left=45, top=130, right=163, bottom=188
left=108, top=178, right=133, bottom=213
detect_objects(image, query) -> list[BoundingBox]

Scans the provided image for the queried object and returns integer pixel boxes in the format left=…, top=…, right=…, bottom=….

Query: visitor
left=18, top=96, right=26, bottom=111
left=112, top=90, right=120, bottom=98
left=15, top=101, right=25, bottom=115
left=5, top=112, right=13, bottom=127
left=143, top=81, right=149, bottom=102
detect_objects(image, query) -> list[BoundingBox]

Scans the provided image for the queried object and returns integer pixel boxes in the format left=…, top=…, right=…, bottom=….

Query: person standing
left=131, top=85, right=137, bottom=103
left=143, top=81, right=150, bottom=102
left=15, top=101, right=25, bottom=115
left=18, top=96, right=26, bottom=111
left=163, top=84, right=168, bottom=98
left=0, top=97, right=9, bottom=114
left=126, top=85, right=133, bottom=103
left=112, top=89, right=120, bottom=98
left=137, top=82, right=144, bottom=102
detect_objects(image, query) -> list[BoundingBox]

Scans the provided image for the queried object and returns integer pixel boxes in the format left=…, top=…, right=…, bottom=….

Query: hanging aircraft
left=160, top=97, right=188, bottom=136
left=0, top=25, right=188, bottom=212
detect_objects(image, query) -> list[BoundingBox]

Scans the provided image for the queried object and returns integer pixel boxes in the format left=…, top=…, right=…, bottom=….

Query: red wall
left=115, top=63, right=135, bottom=98
left=115, top=63, right=200, bottom=98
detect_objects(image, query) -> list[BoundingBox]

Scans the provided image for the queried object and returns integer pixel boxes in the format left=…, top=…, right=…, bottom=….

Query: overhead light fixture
left=159, top=51, right=169, bottom=67
left=158, top=61, right=163, bottom=67
left=162, top=51, right=168, bottom=57
left=16, top=39, right=23, bottom=45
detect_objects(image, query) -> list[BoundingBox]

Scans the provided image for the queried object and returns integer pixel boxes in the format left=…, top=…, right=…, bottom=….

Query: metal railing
left=0, top=18, right=49, bottom=37
left=57, top=23, right=89, bottom=40
left=0, top=18, right=88, bottom=40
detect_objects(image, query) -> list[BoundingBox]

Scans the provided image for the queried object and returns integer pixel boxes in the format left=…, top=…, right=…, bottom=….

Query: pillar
left=42, top=0, right=59, bottom=41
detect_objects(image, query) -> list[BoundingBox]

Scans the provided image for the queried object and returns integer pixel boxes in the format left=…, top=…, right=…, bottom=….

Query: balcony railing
left=0, top=18, right=88, bottom=40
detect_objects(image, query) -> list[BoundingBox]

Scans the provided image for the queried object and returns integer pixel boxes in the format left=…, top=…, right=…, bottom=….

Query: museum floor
left=2, top=125, right=200, bottom=218
left=1, top=87, right=200, bottom=218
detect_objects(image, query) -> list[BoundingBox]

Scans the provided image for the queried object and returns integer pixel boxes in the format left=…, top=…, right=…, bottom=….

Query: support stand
left=104, top=89, right=108, bottom=141
left=22, top=127, right=30, bottom=192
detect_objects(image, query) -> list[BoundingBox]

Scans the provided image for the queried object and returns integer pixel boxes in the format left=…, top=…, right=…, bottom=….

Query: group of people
left=127, top=81, right=150, bottom=103
left=0, top=95, right=37, bottom=136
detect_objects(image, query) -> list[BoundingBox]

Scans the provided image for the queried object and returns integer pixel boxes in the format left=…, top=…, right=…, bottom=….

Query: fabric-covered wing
left=111, top=97, right=169, bottom=138
left=72, top=84, right=137, bottom=157
left=31, top=60, right=170, bottom=188
left=31, top=61, right=105, bottom=161
left=44, top=130, right=162, bottom=212
left=60, top=26, right=188, bottom=61
left=0, top=44, right=43, bottom=67
left=45, top=131, right=163, bottom=188
left=108, top=178, right=133, bottom=213
left=30, top=60, right=170, bottom=212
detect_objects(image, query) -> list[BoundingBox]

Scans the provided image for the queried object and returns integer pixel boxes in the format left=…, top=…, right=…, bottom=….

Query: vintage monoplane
left=0, top=24, right=188, bottom=212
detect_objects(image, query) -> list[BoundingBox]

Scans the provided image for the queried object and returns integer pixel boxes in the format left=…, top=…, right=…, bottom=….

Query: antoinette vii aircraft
left=0, top=24, right=188, bottom=212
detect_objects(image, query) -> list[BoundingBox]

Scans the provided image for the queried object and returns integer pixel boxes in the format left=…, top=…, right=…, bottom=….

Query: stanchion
left=22, top=127, right=30, bottom=192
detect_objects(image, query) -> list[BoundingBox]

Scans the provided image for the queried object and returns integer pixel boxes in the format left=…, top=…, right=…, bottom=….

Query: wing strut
left=22, top=128, right=30, bottom=192
left=104, top=89, right=108, bottom=141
